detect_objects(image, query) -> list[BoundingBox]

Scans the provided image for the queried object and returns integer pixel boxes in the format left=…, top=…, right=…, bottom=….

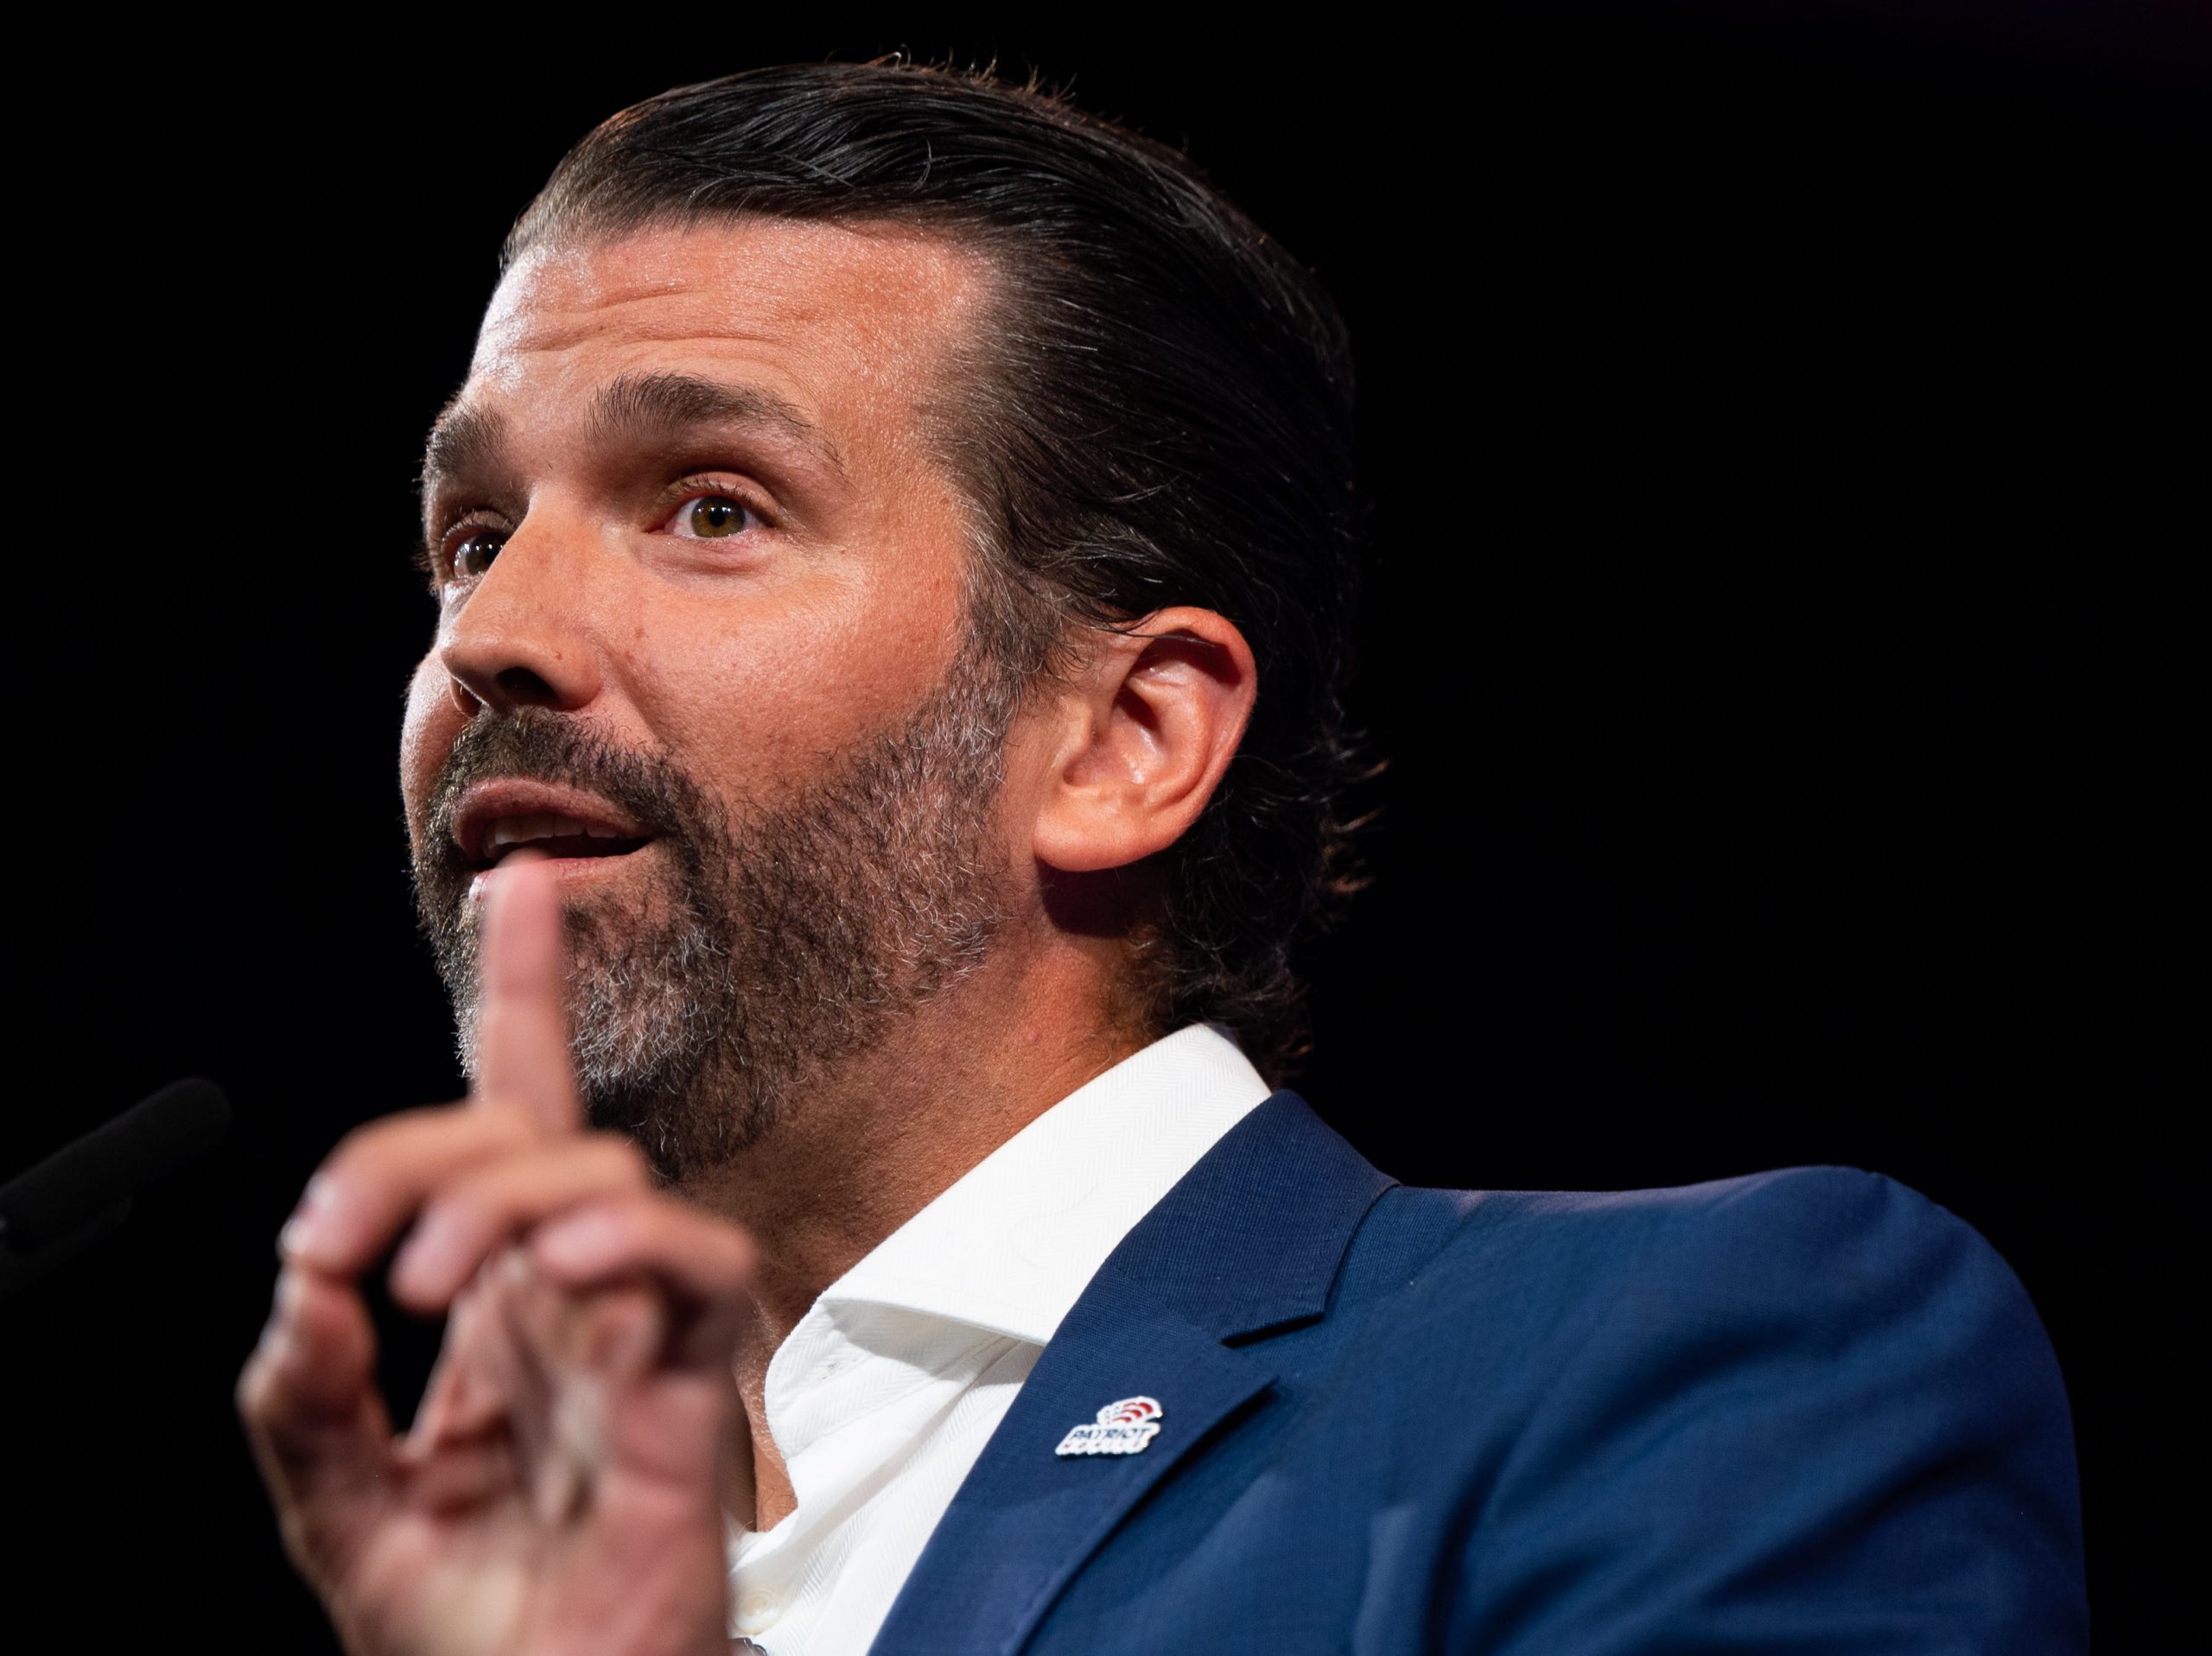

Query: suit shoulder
left=1380, top=1163, right=2027, bottom=1314
left=1395, top=1159, right=1964, bottom=1239
left=1345, top=1171, right=2086, bottom=1648
left=1354, top=1165, right=2069, bottom=1426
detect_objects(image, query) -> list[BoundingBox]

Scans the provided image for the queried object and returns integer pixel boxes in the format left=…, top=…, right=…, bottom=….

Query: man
left=238, top=62, right=2087, bottom=1655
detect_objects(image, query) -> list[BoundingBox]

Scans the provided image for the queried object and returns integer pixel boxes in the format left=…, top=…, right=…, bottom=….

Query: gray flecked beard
left=410, top=640, right=1020, bottom=1185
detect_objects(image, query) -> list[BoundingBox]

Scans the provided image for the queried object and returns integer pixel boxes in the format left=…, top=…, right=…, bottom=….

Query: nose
left=437, top=521, right=604, bottom=718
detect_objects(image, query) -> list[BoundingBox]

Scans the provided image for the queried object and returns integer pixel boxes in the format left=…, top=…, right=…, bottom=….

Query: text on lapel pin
left=1056, top=1396, right=1165, bottom=1456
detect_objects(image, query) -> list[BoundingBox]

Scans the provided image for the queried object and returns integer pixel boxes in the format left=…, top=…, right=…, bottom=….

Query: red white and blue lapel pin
left=1056, top=1395, right=1164, bottom=1456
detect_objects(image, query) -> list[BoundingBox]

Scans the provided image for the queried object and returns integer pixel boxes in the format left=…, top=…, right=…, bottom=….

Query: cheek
left=622, top=595, right=953, bottom=784
left=624, top=622, right=832, bottom=789
left=399, top=656, right=457, bottom=836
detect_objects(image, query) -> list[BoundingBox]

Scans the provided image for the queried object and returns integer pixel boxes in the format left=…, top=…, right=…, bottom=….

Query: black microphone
left=0, top=1078, right=231, bottom=1301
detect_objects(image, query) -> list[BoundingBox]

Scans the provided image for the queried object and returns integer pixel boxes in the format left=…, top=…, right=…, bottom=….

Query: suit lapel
left=872, top=1094, right=1395, bottom=1656
left=875, top=1306, right=1274, bottom=1656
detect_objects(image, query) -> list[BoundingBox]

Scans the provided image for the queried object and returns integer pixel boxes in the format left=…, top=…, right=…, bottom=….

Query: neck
left=674, top=938, right=1150, bottom=1528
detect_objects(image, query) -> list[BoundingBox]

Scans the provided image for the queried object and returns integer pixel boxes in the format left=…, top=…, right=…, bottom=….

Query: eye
left=671, top=492, right=761, bottom=540
left=451, top=529, right=506, bottom=581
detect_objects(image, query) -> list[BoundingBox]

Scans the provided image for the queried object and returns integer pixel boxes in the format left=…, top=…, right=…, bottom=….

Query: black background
left=4, top=5, right=2200, bottom=1649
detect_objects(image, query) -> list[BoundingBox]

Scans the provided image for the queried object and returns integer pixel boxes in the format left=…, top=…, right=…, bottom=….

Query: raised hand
left=238, top=858, right=753, bottom=1656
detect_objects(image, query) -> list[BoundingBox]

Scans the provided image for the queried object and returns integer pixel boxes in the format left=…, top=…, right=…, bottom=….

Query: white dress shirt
left=724, top=1024, right=1272, bottom=1653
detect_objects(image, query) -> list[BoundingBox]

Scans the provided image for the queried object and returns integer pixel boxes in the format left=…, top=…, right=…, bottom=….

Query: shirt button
left=734, top=1589, right=783, bottom=1635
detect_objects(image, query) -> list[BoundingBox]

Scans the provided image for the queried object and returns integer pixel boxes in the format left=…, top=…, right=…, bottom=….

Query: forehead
left=461, top=217, right=991, bottom=442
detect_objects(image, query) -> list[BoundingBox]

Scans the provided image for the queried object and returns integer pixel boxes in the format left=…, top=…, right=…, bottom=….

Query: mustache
left=422, top=710, right=701, bottom=871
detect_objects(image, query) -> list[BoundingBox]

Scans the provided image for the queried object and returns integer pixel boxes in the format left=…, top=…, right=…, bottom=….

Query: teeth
left=482, top=812, right=632, bottom=859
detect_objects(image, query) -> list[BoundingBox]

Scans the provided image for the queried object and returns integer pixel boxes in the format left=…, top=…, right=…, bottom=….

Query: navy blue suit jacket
left=873, top=1094, right=2085, bottom=1653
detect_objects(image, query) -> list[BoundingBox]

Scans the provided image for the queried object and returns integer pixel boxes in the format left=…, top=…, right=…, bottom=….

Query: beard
left=410, top=638, right=1020, bottom=1184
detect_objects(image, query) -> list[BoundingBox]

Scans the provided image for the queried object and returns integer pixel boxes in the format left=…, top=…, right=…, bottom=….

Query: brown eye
left=452, top=530, right=505, bottom=579
left=681, top=495, right=754, bottom=538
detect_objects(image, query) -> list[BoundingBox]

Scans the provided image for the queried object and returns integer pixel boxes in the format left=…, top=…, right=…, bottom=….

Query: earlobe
left=1032, top=608, right=1256, bottom=875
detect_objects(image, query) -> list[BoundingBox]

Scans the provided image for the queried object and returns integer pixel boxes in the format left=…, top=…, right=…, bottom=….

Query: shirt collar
left=817, top=1024, right=1271, bottom=1347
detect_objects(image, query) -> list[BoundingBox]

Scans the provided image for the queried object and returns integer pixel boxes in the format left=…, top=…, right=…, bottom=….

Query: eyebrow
left=421, top=400, right=506, bottom=497
left=420, top=369, right=845, bottom=501
left=586, top=371, right=845, bottom=476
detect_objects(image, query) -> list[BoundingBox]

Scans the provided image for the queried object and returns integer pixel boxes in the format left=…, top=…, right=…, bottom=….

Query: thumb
left=238, top=1266, right=396, bottom=1581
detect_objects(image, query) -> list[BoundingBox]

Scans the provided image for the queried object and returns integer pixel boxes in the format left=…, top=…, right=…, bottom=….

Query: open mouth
left=470, top=812, right=653, bottom=871
left=451, top=782, right=659, bottom=877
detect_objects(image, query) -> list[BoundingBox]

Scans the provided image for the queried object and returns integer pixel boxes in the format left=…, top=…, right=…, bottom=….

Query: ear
left=1031, top=606, right=1257, bottom=874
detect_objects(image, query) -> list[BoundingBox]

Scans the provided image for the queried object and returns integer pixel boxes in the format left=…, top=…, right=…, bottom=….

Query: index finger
left=474, top=853, right=583, bottom=1135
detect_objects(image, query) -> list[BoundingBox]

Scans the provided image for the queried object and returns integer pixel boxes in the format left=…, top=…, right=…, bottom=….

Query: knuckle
left=660, top=1202, right=715, bottom=1243
left=276, top=1509, right=321, bottom=1574
left=661, top=1207, right=751, bottom=1277
left=442, top=1139, right=556, bottom=1220
left=459, top=1101, right=537, bottom=1155
left=234, top=1361, right=268, bottom=1420
left=588, top=1133, right=650, bottom=1183
left=331, top=1102, right=435, bottom=1158
left=711, top=1229, right=757, bottom=1282
left=595, top=1198, right=666, bottom=1260
left=583, top=1195, right=651, bottom=1247
left=421, top=1188, right=496, bottom=1248
left=318, top=1124, right=380, bottom=1184
left=323, top=1104, right=455, bottom=1187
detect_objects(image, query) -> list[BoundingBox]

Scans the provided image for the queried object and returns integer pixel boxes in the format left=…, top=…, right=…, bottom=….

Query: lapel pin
left=1056, top=1395, right=1164, bottom=1456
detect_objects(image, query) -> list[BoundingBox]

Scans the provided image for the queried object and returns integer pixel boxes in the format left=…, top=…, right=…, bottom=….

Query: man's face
left=402, top=219, right=1020, bottom=1180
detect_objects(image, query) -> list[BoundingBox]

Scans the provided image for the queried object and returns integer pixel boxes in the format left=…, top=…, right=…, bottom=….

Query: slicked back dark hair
left=507, top=60, right=1363, bottom=1080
